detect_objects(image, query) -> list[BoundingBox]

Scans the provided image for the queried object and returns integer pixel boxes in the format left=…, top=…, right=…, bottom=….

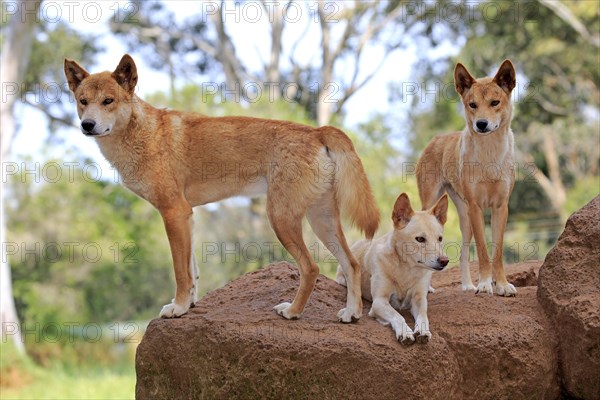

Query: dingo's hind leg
left=268, top=198, right=318, bottom=320
left=307, top=191, right=362, bottom=323
left=447, top=188, right=477, bottom=292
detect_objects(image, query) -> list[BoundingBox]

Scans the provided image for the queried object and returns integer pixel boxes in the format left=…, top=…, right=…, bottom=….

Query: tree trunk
left=542, top=130, right=567, bottom=213
left=317, top=1, right=335, bottom=126
left=1, top=0, right=42, bottom=354
left=265, top=1, right=284, bottom=94
left=525, top=130, right=567, bottom=221
left=211, top=2, right=245, bottom=97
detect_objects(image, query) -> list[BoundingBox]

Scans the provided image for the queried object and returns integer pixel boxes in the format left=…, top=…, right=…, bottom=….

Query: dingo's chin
left=82, top=129, right=112, bottom=137
left=80, top=119, right=113, bottom=137
left=417, top=261, right=447, bottom=272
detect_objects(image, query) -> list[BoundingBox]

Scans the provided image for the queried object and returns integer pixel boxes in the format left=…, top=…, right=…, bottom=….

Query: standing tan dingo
left=64, top=54, right=380, bottom=321
left=416, top=60, right=517, bottom=296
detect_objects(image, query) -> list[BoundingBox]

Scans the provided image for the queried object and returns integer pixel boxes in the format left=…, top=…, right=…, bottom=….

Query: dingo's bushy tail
left=318, top=126, right=380, bottom=239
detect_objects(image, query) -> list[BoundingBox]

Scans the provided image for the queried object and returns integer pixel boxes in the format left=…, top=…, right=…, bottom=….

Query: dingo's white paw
left=398, top=331, right=415, bottom=345
left=413, top=321, right=431, bottom=343
left=273, top=302, right=301, bottom=320
left=428, top=285, right=436, bottom=293
left=415, top=330, right=432, bottom=344
left=159, top=300, right=190, bottom=318
left=393, top=324, right=415, bottom=345
left=476, top=278, right=494, bottom=295
left=337, top=307, right=361, bottom=323
left=462, top=282, right=477, bottom=292
left=496, top=282, right=517, bottom=297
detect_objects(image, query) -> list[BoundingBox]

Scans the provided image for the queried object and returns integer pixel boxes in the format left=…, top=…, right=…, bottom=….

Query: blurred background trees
left=109, top=0, right=442, bottom=126
left=1, top=4, right=598, bottom=391
left=1, top=0, right=101, bottom=354
left=1, top=0, right=41, bottom=357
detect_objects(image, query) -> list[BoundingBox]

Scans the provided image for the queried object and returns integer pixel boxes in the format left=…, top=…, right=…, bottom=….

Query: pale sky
left=10, top=1, right=456, bottom=173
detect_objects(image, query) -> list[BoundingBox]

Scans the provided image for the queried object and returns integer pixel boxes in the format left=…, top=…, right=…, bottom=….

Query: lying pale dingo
left=337, top=193, right=449, bottom=344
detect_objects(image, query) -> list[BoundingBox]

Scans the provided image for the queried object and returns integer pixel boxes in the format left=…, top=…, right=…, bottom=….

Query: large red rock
left=538, top=195, right=600, bottom=399
left=136, top=261, right=559, bottom=399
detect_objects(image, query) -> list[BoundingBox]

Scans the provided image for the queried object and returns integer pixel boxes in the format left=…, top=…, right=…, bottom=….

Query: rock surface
left=136, top=260, right=560, bottom=399
left=538, top=195, right=600, bottom=399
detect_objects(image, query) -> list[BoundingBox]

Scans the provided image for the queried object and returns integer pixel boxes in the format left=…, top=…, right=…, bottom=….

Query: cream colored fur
left=337, top=193, right=449, bottom=344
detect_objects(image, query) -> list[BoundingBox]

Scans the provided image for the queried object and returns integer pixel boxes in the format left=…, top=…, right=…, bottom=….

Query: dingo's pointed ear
left=64, top=59, right=89, bottom=92
left=430, top=194, right=448, bottom=226
left=454, top=62, right=475, bottom=96
left=112, top=54, right=138, bottom=94
left=493, top=59, right=516, bottom=94
left=392, top=193, right=414, bottom=228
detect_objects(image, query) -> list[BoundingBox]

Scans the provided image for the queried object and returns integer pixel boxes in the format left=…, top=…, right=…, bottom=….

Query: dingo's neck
left=94, top=96, right=154, bottom=179
left=459, top=125, right=514, bottom=166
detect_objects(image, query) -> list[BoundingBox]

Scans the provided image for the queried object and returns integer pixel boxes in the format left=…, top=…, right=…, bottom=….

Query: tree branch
left=23, top=98, right=79, bottom=129
left=334, top=2, right=425, bottom=113
left=542, top=130, right=566, bottom=206
left=538, top=0, right=600, bottom=48
left=262, top=0, right=288, bottom=84
left=287, top=4, right=313, bottom=71
left=537, top=98, right=569, bottom=116
left=211, top=1, right=251, bottom=89
left=336, top=50, right=391, bottom=113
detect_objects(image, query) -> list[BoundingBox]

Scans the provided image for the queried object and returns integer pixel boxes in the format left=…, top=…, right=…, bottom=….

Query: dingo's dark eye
left=416, top=237, right=426, bottom=243
left=79, top=99, right=88, bottom=106
left=491, top=100, right=500, bottom=106
left=103, top=98, right=114, bottom=105
left=469, top=102, right=477, bottom=109
left=438, top=236, right=443, bottom=242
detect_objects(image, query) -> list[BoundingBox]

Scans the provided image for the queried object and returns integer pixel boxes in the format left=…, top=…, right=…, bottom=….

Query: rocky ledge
left=136, top=196, right=600, bottom=399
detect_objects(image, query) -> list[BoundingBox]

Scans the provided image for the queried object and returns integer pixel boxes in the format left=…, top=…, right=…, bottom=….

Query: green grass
left=1, top=369, right=135, bottom=400
left=1, top=341, right=136, bottom=400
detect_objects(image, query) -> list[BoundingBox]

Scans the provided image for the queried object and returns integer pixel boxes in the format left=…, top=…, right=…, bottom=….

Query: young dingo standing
left=416, top=60, right=517, bottom=296
left=64, top=54, right=380, bottom=321
left=337, top=193, right=449, bottom=344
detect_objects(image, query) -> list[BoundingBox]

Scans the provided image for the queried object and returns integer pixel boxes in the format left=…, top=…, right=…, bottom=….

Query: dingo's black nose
left=476, top=120, right=488, bottom=131
left=438, top=256, right=449, bottom=267
left=81, top=119, right=96, bottom=133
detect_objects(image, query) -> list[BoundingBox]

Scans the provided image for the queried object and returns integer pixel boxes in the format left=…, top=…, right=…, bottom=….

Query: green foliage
left=406, top=91, right=464, bottom=160
left=26, top=23, right=100, bottom=88
left=564, top=176, right=600, bottom=216
left=7, top=157, right=172, bottom=325
left=147, top=83, right=316, bottom=126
